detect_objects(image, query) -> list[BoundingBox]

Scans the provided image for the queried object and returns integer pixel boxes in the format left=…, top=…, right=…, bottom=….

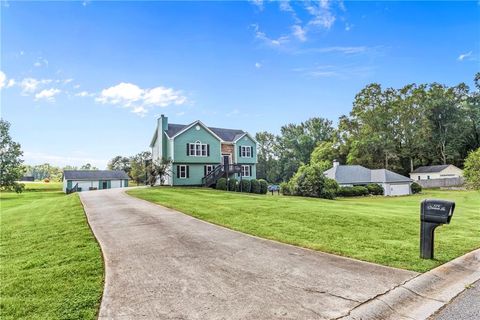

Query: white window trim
left=179, top=165, right=187, bottom=179
left=241, top=146, right=252, bottom=158
left=189, top=141, right=208, bottom=157
left=206, top=165, right=214, bottom=175
left=241, top=165, right=251, bottom=177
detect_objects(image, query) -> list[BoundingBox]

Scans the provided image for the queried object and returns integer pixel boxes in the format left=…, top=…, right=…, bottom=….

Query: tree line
left=256, top=73, right=480, bottom=182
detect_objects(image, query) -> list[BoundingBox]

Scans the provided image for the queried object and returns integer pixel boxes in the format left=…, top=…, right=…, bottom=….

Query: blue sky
left=1, top=1, right=478, bottom=168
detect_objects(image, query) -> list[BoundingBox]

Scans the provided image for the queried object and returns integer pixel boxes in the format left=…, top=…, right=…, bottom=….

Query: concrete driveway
left=80, top=188, right=417, bottom=319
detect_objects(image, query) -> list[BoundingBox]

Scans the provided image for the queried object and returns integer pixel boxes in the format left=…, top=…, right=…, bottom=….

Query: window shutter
left=186, top=143, right=190, bottom=156
left=207, top=144, right=210, bottom=156
left=239, top=146, right=242, bottom=157
left=186, top=166, right=190, bottom=178
left=250, top=146, right=253, bottom=158
left=204, top=166, right=207, bottom=176
left=250, top=165, right=252, bottom=176
left=177, top=166, right=180, bottom=178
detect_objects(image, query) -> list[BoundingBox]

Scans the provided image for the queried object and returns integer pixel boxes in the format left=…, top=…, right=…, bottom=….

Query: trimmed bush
left=228, top=178, right=237, bottom=191
left=287, top=163, right=338, bottom=199
left=411, top=182, right=422, bottom=194
left=367, top=183, right=384, bottom=195
left=258, top=179, right=268, bottom=194
left=280, top=182, right=291, bottom=195
left=322, top=178, right=339, bottom=200
left=250, top=179, right=260, bottom=194
left=338, top=186, right=369, bottom=197
left=240, top=179, right=251, bottom=193
left=216, top=178, right=227, bottom=191
left=464, top=148, right=480, bottom=189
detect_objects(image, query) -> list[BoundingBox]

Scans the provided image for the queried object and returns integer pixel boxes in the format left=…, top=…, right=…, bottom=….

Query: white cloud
left=458, top=51, right=473, bottom=61
left=33, top=57, right=49, bottom=68
left=75, top=91, right=93, bottom=97
left=294, top=64, right=375, bottom=79
left=20, top=78, right=40, bottom=94
left=35, top=88, right=61, bottom=101
left=176, top=111, right=186, bottom=116
left=143, top=86, right=187, bottom=107
left=7, top=79, right=16, bottom=88
left=255, top=62, right=262, bottom=69
left=252, top=24, right=289, bottom=47
left=292, top=25, right=307, bottom=42
left=96, top=82, right=144, bottom=106
left=96, top=82, right=188, bottom=115
left=0, top=71, right=6, bottom=88
left=304, top=46, right=368, bottom=54
left=279, top=1, right=294, bottom=12
left=250, top=0, right=263, bottom=10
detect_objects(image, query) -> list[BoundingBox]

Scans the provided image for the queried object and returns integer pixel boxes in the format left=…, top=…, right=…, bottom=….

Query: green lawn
left=0, top=182, right=103, bottom=319
left=128, top=187, right=480, bottom=272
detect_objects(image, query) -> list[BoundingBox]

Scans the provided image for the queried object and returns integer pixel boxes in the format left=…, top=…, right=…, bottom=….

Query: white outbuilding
left=324, top=161, right=413, bottom=196
left=63, top=170, right=129, bottom=193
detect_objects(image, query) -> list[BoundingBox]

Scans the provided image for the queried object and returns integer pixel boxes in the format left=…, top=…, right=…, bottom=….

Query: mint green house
left=150, top=115, right=257, bottom=186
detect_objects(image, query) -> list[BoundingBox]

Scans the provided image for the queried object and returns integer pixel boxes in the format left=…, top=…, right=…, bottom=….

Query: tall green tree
left=107, top=156, right=131, bottom=174
left=463, top=147, right=480, bottom=190
left=276, top=117, right=334, bottom=180
left=129, top=151, right=151, bottom=184
left=0, top=120, right=25, bottom=193
left=255, top=131, right=281, bottom=182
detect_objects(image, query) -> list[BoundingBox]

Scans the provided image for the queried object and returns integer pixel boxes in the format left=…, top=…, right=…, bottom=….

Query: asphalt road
left=79, top=188, right=417, bottom=320
left=431, top=280, right=480, bottom=320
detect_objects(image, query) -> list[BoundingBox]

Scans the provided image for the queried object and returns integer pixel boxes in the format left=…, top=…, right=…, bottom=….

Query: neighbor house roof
left=411, top=165, right=451, bottom=174
left=164, top=123, right=246, bottom=142
left=324, top=165, right=411, bottom=184
left=63, top=170, right=129, bottom=180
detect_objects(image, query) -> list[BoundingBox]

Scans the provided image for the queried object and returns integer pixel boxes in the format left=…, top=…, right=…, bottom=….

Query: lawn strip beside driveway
left=80, top=188, right=416, bottom=319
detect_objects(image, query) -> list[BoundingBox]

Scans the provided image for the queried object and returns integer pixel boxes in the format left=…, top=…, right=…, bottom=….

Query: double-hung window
left=241, top=165, right=251, bottom=177
left=178, top=165, right=188, bottom=179
left=204, top=165, right=214, bottom=176
left=240, top=146, right=252, bottom=158
left=187, top=141, right=209, bottom=157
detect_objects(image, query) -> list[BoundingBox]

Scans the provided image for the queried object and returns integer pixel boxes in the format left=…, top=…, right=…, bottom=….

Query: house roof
left=411, top=165, right=451, bottom=174
left=164, top=123, right=246, bottom=142
left=324, top=165, right=411, bottom=184
left=64, top=170, right=129, bottom=180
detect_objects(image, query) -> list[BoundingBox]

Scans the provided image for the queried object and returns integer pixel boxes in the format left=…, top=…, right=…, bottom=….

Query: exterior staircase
left=202, top=164, right=242, bottom=187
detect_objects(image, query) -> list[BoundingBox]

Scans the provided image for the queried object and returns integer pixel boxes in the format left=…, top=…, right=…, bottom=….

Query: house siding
left=172, top=164, right=212, bottom=185
left=235, top=135, right=257, bottom=164
left=173, top=125, right=221, bottom=164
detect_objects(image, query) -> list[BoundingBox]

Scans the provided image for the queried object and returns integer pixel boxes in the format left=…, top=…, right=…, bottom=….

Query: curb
left=339, top=249, right=480, bottom=320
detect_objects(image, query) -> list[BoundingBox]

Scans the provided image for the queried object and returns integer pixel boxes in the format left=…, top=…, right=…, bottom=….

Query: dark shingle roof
left=164, top=123, right=245, bottom=142
left=324, top=165, right=411, bottom=184
left=411, top=165, right=450, bottom=173
left=64, top=170, right=129, bottom=180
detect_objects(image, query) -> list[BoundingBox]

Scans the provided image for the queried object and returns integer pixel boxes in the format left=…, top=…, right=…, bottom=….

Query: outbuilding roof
left=63, top=170, right=129, bottom=180
left=411, top=165, right=450, bottom=174
left=324, top=165, right=411, bottom=184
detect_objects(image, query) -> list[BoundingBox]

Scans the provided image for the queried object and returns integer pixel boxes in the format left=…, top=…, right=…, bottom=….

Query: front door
left=223, top=155, right=230, bottom=171
left=102, top=181, right=108, bottom=189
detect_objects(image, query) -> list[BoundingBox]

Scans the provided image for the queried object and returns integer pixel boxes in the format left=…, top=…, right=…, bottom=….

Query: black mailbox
left=420, top=199, right=455, bottom=259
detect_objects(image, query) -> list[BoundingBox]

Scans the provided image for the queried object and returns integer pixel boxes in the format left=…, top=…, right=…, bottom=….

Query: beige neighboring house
left=409, top=165, right=463, bottom=181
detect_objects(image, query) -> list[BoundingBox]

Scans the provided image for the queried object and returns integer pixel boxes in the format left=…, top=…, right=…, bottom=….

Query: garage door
left=389, top=184, right=410, bottom=196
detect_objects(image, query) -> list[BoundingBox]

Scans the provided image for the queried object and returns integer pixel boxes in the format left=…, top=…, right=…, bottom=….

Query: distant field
left=128, top=187, right=480, bottom=272
left=0, top=182, right=103, bottom=319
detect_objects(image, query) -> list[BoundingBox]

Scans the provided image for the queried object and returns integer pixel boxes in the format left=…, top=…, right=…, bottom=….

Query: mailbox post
left=420, top=199, right=455, bottom=259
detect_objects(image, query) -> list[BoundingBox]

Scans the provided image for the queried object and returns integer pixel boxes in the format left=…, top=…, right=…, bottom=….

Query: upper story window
left=187, top=141, right=209, bottom=157
left=240, top=146, right=252, bottom=158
